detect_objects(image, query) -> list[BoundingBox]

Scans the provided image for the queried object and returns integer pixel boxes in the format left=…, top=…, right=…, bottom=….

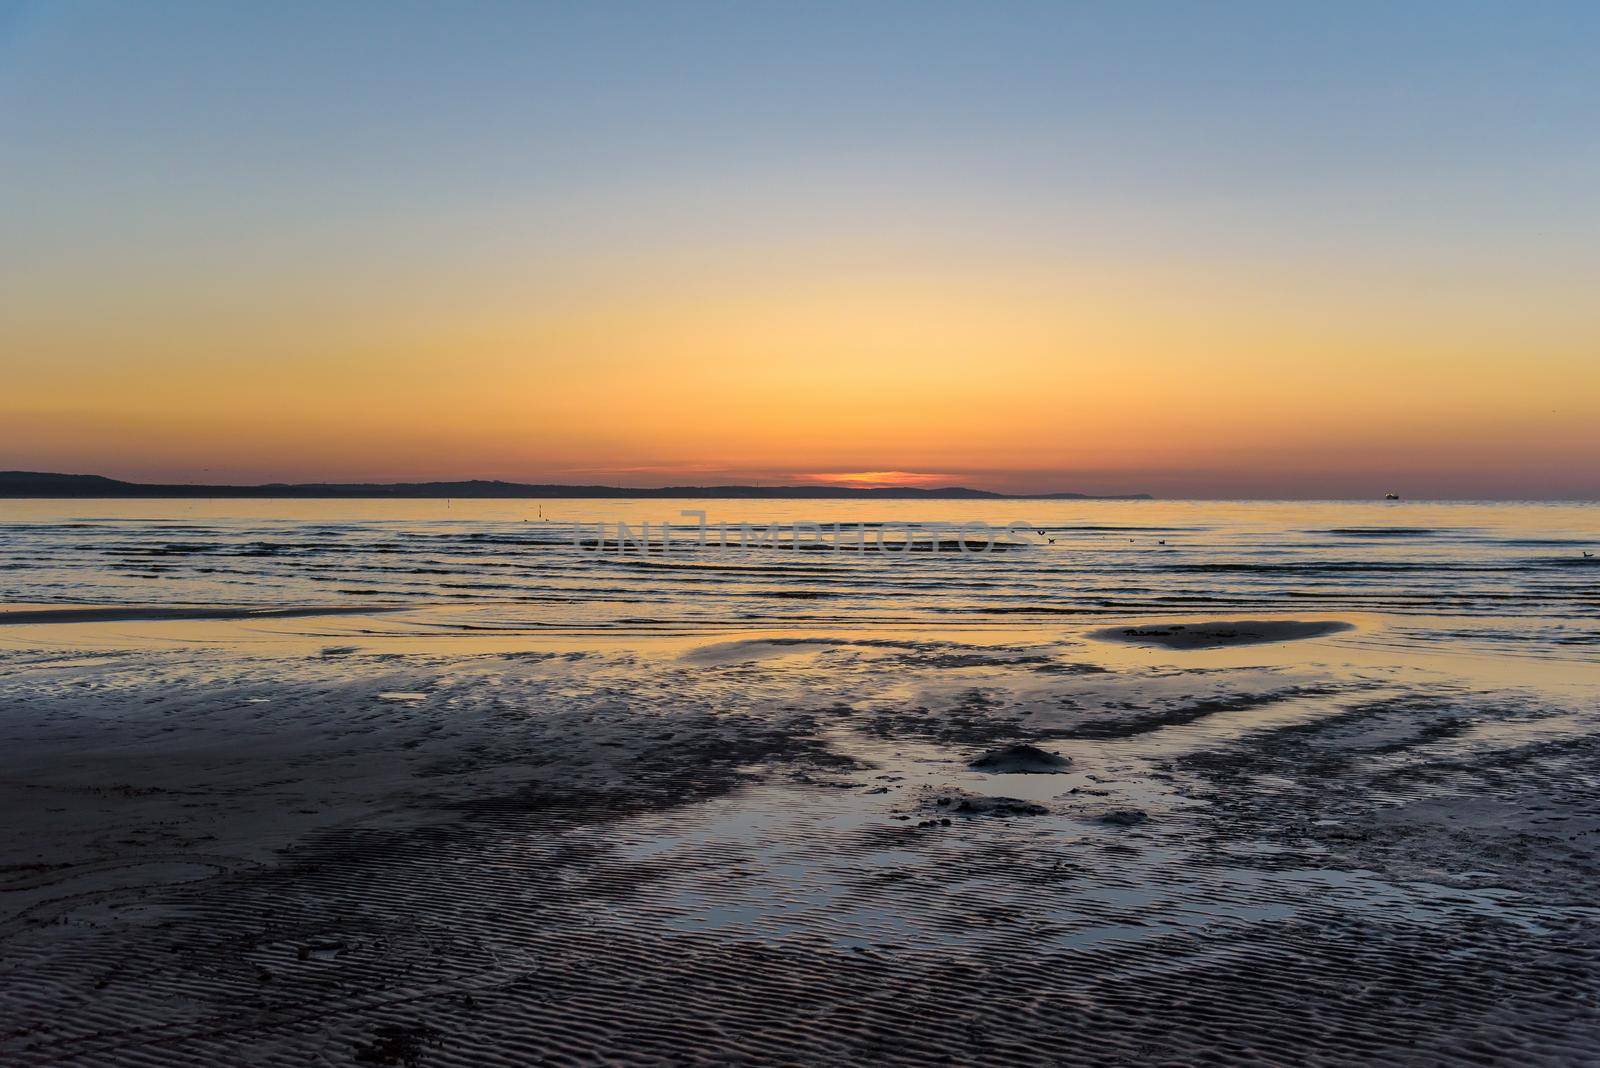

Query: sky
left=2, top=1, right=1597, bottom=498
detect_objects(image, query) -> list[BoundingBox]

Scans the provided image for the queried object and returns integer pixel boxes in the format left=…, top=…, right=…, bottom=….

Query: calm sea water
left=2, top=498, right=1596, bottom=653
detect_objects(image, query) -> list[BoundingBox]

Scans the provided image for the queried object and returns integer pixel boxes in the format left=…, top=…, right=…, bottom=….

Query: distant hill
left=0, top=471, right=1151, bottom=501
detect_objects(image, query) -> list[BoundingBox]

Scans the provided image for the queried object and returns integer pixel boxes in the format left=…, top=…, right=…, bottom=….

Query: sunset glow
left=2, top=2, right=1597, bottom=497
left=798, top=472, right=960, bottom=489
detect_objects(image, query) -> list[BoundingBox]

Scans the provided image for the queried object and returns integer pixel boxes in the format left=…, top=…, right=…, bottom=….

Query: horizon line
left=0, top=471, right=1151, bottom=501
left=3, top=471, right=1598, bottom=503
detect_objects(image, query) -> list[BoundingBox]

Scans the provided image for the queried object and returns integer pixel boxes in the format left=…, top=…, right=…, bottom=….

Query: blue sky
left=2, top=2, right=1597, bottom=495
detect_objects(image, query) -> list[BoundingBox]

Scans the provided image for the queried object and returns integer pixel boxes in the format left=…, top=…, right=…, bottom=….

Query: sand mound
left=1089, top=619, right=1353, bottom=649
left=925, top=792, right=1050, bottom=817
left=969, top=743, right=1072, bottom=773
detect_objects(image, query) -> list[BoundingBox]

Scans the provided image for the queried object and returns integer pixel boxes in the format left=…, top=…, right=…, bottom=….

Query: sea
left=2, top=498, right=1595, bottom=658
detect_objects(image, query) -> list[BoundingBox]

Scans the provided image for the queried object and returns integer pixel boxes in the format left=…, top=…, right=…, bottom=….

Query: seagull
left=1585, top=551, right=1594, bottom=558
left=1157, top=539, right=1166, bottom=545
left=1035, top=528, right=1046, bottom=537
left=1047, top=537, right=1056, bottom=545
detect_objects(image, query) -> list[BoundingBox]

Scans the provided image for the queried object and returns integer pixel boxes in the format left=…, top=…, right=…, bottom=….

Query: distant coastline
left=0, top=471, right=1151, bottom=501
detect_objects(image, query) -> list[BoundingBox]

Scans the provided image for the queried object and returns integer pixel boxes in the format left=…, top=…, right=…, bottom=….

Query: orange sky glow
left=3, top=4, right=1597, bottom=498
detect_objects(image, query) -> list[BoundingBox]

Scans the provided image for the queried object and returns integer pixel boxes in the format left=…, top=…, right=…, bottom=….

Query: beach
left=1, top=501, right=1597, bottom=1064
left=10, top=0, right=1599, bottom=1060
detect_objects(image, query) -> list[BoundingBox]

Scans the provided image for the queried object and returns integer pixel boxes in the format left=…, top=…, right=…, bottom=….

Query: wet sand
left=0, top=604, right=405, bottom=625
left=1, top=611, right=1598, bottom=1064
left=1089, top=619, right=1355, bottom=648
